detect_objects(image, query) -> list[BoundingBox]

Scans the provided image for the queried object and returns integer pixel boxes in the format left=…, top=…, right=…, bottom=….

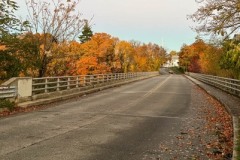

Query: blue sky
left=17, top=0, right=199, bottom=52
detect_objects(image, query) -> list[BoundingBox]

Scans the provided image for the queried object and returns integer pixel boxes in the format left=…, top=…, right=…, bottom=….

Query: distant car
left=169, top=70, right=173, bottom=74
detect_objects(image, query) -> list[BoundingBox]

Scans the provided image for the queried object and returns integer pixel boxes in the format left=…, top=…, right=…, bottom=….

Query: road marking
left=120, top=91, right=189, bottom=95
left=114, top=75, right=172, bottom=112
left=75, top=111, right=182, bottom=119
left=142, top=75, right=172, bottom=98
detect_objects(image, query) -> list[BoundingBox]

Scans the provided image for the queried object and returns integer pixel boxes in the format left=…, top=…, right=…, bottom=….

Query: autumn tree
left=132, top=44, right=149, bottom=71
left=179, top=39, right=206, bottom=72
left=146, top=43, right=166, bottom=71
left=79, top=20, right=93, bottom=43
left=131, top=42, right=166, bottom=72
left=189, top=0, right=240, bottom=38
left=76, top=56, right=110, bottom=75
left=75, top=33, right=117, bottom=75
left=178, top=38, right=234, bottom=77
left=114, top=41, right=135, bottom=72
left=179, top=44, right=190, bottom=72
left=46, top=41, right=72, bottom=76
left=25, top=0, right=85, bottom=77
left=189, top=0, right=240, bottom=79
left=199, top=44, right=223, bottom=76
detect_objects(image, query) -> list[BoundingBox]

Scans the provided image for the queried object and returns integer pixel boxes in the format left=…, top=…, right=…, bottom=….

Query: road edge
left=185, top=75, right=238, bottom=160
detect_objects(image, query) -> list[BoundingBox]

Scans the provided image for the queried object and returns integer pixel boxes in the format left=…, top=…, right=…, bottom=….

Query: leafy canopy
left=0, top=0, right=28, bottom=35
left=189, top=0, right=240, bottom=38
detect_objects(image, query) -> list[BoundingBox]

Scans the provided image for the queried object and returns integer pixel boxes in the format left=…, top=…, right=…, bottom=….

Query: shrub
left=0, top=99, right=15, bottom=111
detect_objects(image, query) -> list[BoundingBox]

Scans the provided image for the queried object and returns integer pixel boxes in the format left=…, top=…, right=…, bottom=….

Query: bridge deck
left=0, top=75, right=234, bottom=159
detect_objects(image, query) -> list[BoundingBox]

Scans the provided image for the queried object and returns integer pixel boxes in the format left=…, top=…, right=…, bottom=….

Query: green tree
left=0, top=0, right=19, bottom=34
left=79, top=20, right=93, bottom=43
left=220, top=38, right=240, bottom=79
left=0, top=0, right=29, bottom=80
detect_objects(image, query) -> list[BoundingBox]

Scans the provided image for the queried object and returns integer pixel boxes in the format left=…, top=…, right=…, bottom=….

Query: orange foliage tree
left=178, top=38, right=232, bottom=77
left=132, top=43, right=166, bottom=72
left=74, top=33, right=116, bottom=75
left=76, top=56, right=110, bottom=75
left=1, top=32, right=167, bottom=79
left=199, top=45, right=223, bottom=75
left=179, top=39, right=207, bottom=73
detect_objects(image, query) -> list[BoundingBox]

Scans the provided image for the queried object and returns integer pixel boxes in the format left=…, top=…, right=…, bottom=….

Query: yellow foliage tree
left=114, top=41, right=135, bottom=72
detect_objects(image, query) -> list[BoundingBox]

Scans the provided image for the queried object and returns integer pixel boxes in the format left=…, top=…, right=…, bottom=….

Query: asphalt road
left=0, top=75, right=203, bottom=160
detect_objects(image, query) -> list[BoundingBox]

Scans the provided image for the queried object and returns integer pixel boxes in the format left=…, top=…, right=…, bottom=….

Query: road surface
left=0, top=75, right=212, bottom=159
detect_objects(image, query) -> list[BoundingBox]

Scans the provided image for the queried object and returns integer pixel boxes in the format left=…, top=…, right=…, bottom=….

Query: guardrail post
left=83, top=76, right=86, bottom=86
left=67, top=77, right=70, bottom=89
left=90, top=75, right=93, bottom=86
left=105, top=74, right=107, bottom=82
left=106, top=74, right=109, bottom=82
left=96, top=75, right=99, bottom=84
left=111, top=74, right=113, bottom=81
left=57, top=78, right=60, bottom=91
left=76, top=76, right=79, bottom=88
left=45, top=79, right=48, bottom=93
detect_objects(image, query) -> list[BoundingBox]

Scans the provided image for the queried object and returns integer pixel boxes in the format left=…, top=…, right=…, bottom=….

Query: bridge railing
left=0, top=86, right=16, bottom=99
left=32, top=72, right=152, bottom=95
left=188, top=72, right=240, bottom=97
left=0, top=72, right=158, bottom=103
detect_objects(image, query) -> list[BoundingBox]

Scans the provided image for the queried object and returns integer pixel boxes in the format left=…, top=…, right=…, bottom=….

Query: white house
left=163, top=55, right=179, bottom=67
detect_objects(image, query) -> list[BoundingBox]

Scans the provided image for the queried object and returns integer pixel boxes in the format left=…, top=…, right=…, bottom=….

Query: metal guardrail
left=32, top=72, right=158, bottom=95
left=188, top=72, right=240, bottom=97
left=0, top=86, right=16, bottom=99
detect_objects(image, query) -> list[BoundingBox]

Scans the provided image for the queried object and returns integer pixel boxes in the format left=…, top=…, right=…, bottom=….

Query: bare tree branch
left=25, top=0, right=84, bottom=42
left=189, top=0, right=240, bottom=38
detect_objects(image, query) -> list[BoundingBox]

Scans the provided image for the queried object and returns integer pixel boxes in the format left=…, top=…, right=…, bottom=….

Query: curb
left=185, top=75, right=238, bottom=160
left=233, top=116, right=240, bottom=160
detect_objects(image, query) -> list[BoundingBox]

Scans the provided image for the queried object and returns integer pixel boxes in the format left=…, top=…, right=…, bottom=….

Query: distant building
left=163, top=55, right=179, bottom=67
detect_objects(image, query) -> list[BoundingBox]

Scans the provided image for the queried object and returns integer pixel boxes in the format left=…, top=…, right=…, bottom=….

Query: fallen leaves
left=0, top=106, right=41, bottom=117
left=155, top=86, right=233, bottom=159
left=196, top=87, right=233, bottom=159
